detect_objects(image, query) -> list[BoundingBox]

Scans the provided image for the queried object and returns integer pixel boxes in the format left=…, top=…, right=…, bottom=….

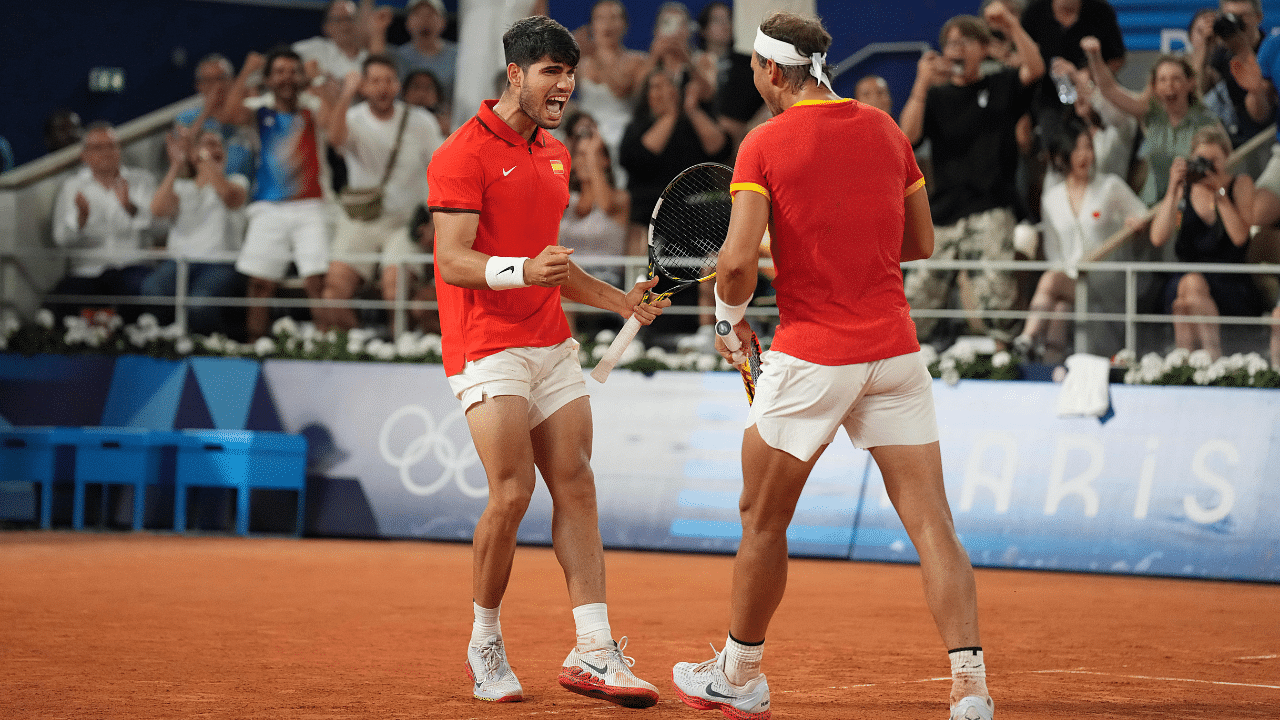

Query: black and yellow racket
left=590, top=162, right=734, bottom=382
left=716, top=320, right=762, bottom=404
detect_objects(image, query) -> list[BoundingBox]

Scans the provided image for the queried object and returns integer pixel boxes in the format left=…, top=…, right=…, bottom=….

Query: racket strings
left=650, top=165, right=734, bottom=282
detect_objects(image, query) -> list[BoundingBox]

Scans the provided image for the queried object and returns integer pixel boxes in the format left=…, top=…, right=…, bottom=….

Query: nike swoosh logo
left=503, top=166, right=516, bottom=176
left=497, top=265, right=515, bottom=275
left=705, top=684, right=740, bottom=701
left=582, top=660, right=609, bottom=675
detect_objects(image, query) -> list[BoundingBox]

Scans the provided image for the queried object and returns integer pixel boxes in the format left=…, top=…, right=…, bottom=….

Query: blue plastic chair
left=0, top=427, right=63, bottom=528
left=64, top=427, right=180, bottom=531
left=174, top=430, right=308, bottom=536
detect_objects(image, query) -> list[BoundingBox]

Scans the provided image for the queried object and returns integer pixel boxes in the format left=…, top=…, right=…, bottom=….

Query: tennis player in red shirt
left=671, top=12, right=994, bottom=720
left=428, top=15, right=667, bottom=709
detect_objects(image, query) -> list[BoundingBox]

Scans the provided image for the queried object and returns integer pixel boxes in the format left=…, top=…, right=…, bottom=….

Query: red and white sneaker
left=672, top=645, right=771, bottom=720
left=465, top=635, right=522, bottom=703
left=558, top=636, right=659, bottom=708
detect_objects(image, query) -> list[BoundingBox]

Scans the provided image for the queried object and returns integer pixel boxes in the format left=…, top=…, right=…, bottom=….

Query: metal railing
left=6, top=246, right=1279, bottom=357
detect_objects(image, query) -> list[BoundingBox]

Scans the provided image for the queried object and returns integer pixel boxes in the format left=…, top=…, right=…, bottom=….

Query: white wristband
left=485, top=256, right=529, bottom=290
left=714, top=283, right=750, bottom=326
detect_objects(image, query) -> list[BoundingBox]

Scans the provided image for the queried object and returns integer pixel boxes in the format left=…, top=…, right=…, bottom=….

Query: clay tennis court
left=2, top=532, right=1277, bottom=719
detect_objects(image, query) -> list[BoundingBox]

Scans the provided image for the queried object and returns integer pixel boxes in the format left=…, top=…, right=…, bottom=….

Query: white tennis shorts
left=446, top=338, right=586, bottom=428
left=236, top=199, right=330, bottom=280
left=746, top=350, right=939, bottom=462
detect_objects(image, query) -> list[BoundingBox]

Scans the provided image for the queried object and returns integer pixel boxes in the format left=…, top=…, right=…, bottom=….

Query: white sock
left=949, top=647, right=988, bottom=699
left=724, top=634, right=764, bottom=686
left=572, top=602, right=612, bottom=651
left=470, top=602, right=501, bottom=647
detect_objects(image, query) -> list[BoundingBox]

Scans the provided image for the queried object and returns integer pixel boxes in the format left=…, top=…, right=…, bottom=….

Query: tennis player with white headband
left=675, top=10, right=995, bottom=720
left=751, top=25, right=832, bottom=91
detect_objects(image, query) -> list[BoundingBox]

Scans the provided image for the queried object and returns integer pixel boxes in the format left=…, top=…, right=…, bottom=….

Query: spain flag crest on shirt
left=550, top=159, right=565, bottom=175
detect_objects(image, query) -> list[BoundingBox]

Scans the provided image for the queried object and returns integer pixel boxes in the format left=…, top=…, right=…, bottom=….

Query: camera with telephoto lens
left=1213, top=12, right=1247, bottom=40
left=1185, top=156, right=1216, bottom=184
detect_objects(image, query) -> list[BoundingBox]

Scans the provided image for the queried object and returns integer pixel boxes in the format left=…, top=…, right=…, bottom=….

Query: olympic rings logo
left=378, top=404, right=486, bottom=498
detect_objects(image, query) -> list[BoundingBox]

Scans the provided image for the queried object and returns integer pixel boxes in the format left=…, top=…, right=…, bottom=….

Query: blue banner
left=4, top=354, right=1277, bottom=582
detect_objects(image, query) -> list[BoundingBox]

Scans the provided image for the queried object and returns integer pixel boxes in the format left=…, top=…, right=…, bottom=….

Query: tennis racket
left=590, top=162, right=734, bottom=382
left=715, top=320, right=762, bottom=404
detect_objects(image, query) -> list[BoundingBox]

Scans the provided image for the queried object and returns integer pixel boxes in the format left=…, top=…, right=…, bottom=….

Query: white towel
left=1056, top=353, right=1112, bottom=418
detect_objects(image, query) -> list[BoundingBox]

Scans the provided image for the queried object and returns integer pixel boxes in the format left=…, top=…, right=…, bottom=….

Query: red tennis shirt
left=428, top=100, right=573, bottom=376
left=732, top=99, right=925, bottom=365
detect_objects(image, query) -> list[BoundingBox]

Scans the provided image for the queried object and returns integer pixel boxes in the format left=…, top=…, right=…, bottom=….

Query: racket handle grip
left=715, top=319, right=742, bottom=352
left=590, top=315, right=642, bottom=383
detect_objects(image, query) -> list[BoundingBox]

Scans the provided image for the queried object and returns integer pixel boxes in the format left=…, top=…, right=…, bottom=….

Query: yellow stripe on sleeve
left=731, top=182, right=770, bottom=201
left=905, top=177, right=926, bottom=197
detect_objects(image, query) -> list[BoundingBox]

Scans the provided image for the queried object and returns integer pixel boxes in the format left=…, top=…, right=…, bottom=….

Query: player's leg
left=515, top=342, right=657, bottom=707
left=461, top=393, right=537, bottom=702
left=676, top=352, right=855, bottom=719
left=530, top=396, right=604, bottom=606
left=871, top=441, right=990, bottom=719
left=465, top=394, right=538, bottom=608
left=870, top=442, right=978, bottom=650
left=848, top=352, right=990, bottom=719
left=671, top=428, right=814, bottom=720
left=730, top=427, right=825, bottom=645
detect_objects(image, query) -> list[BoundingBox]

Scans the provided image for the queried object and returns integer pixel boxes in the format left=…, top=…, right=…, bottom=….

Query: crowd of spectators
left=25, top=0, right=1280, bottom=367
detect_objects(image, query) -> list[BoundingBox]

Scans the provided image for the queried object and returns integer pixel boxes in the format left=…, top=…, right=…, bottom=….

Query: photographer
left=1206, top=0, right=1272, bottom=174
left=1150, top=126, right=1265, bottom=358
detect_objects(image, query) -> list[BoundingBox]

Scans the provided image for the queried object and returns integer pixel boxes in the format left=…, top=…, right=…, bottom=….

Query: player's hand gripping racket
left=590, top=162, right=734, bottom=382
left=715, top=320, right=762, bottom=404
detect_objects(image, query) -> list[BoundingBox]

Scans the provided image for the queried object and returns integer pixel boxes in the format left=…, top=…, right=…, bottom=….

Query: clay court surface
left=2, top=532, right=1278, bottom=719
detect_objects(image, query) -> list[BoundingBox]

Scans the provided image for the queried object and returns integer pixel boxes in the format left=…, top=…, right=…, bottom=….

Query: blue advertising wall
left=2, top=353, right=1277, bottom=582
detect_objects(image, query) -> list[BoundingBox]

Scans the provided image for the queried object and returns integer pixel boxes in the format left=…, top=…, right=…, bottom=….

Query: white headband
left=753, top=27, right=831, bottom=90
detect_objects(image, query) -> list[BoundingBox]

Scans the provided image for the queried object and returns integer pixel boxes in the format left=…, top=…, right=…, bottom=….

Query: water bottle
left=1053, top=70, right=1077, bottom=105
left=1050, top=57, right=1077, bottom=105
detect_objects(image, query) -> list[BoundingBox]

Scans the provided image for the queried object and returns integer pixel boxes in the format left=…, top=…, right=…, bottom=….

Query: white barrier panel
left=260, top=362, right=1280, bottom=581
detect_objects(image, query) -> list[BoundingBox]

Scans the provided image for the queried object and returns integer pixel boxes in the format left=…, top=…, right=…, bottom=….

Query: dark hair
left=264, top=45, right=303, bottom=77
left=1149, top=54, right=1199, bottom=105
left=634, top=68, right=683, bottom=120
left=696, top=1, right=732, bottom=51
left=362, top=52, right=399, bottom=75
left=1047, top=117, right=1090, bottom=175
left=562, top=110, right=595, bottom=139
left=755, top=11, right=832, bottom=93
left=939, top=15, right=993, bottom=47
left=503, top=16, right=580, bottom=71
left=404, top=68, right=442, bottom=92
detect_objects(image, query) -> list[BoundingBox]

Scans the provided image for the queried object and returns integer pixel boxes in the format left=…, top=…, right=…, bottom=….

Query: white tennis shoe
left=465, top=635, right=523, bottom=703
left=558, top=636, right=659, bottom=708
left=951, top=694, right=994, bottom=720
left=672, top=645, right=771, bottom=719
